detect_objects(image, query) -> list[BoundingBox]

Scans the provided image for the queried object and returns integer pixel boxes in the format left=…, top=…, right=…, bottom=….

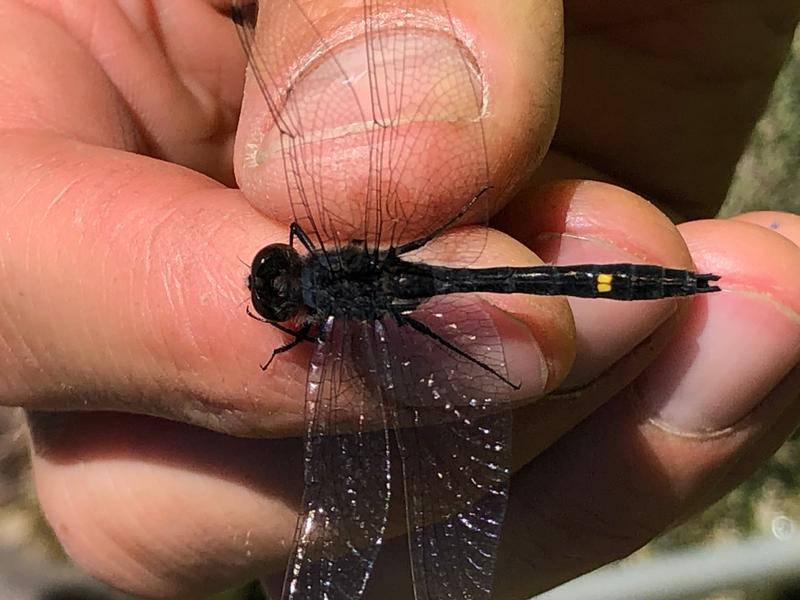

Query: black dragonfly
left=231, top=1, right=721, bottom=598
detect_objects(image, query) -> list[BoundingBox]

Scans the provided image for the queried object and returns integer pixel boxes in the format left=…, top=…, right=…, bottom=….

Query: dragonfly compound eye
left=248, top=243, right=304, bottom=322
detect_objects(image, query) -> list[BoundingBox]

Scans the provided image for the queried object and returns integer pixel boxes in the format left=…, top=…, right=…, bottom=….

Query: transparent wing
left=381, top=295, right=512, bottom=600
left=233, top=2, right=508, bottom=597
left=283, top=316, right=391, bottom=600
left=399, top=413, right=510, bottom=600
left=232, top=0, right=491, bottom=255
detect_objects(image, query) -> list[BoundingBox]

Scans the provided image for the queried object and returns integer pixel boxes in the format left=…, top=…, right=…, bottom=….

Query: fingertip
left=639, top=217, right=800, bottom=436
left=496, top=179, right=696, bottom=267
left=459, top=0, right=563, bottom=193
left=495, top=180, right=703, bottom=393
left=233, top=0, right=563, bottom=237
left=678, top=216, right=800, bottom=315
left=489, top=290, right=576, bottom=397
left=730, top=210, right=800, bottom=247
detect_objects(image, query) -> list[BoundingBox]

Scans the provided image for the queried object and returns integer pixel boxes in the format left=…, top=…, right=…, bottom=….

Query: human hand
left=3, top=1, right=799, bottom=599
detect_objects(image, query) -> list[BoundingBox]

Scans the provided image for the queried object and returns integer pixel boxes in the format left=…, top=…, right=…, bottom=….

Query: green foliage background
left=720, top=29, right=800, bottom=218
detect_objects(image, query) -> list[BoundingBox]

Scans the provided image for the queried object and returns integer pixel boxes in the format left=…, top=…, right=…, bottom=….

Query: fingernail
left=426, top=297, right=548, bottom=401
left=258, top=30, right=483, bottom=158
left=533, top=232, right=663, bottom=265
left=535, top=234, right=678, bottom=388
left=641, top=293, right=800, bottom=436
left=494, top=307, right=550, bottom=400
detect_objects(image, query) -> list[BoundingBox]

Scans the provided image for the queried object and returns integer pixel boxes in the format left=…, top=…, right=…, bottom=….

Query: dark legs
left=261, top=323, right=313, bottom=370
left=392, top=310, right=519, bottom=389
left=392, top=186, right=492, bottom=256
left=246, top=306, right=315, bottom=370
left=289, top=222, right=316, bottom=253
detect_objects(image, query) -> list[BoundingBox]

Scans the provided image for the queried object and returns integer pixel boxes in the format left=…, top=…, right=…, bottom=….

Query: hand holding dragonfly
left=0, top=1, right=797, bottom=599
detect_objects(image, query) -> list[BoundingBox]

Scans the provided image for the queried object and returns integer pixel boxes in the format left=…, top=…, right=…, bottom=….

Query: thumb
left=232, top=0, right=563, bottom=242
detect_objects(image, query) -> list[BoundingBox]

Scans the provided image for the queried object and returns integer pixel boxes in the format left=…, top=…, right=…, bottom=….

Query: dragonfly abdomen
left=422, top=263, right=721, bottom=301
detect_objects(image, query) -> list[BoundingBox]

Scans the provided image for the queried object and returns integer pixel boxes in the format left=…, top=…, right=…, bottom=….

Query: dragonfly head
left=248, top=243, right=304, bottom=322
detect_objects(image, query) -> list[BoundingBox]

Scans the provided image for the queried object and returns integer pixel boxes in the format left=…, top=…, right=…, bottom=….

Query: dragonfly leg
left=261, top=322, right=314, bottom=370
left=393, top=311, right=519, bottom=389
left=392, top=186, right=492, bottom=256
left=245, top=304, right=271, bottom=324
left=245, top=306, right=313, bottom=338
left=246, top=308, right=315, bottom=367
left=289, top=222, right=316, bottom=252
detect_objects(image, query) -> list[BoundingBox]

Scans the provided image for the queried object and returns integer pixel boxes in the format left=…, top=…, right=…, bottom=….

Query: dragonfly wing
left=232, top=0, right=492, bottom=255
left=283, top=316, right=391, bottom=600
left=382, top=295, right=512, bottom=600
left=398, top=413, right=510, bottom=600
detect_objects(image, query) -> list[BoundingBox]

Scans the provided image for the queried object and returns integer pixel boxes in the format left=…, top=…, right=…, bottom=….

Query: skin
left=0, top=0, right=798, bottom=598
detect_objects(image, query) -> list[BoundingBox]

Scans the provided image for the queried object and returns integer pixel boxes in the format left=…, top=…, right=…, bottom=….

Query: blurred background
left=1, top=20, right=798, bottom=600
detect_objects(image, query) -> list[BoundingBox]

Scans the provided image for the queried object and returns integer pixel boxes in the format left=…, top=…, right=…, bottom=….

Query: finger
left=0, top=130, right=575, bottom=435
left=233, top=0, right=563, bottom=237
left=491, top=217, right=800, bottom=598
left=495, top=180, right=708, bottom=462
left=0, top=132, right=302, bottom=435
left=18, top=0, right=243, bottom=181
left=28, top=412, right=299, bottom=598
left=0, top=1, right=140, bottom=149
left=731, top=210, right=800, bottom=244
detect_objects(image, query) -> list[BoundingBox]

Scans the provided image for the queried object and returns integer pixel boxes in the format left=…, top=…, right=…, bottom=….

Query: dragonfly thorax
left=302, top=244, right=398, bottom=321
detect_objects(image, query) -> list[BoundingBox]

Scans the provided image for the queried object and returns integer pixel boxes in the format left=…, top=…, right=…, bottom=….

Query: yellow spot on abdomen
left=597, top=273, right=613, bottom=293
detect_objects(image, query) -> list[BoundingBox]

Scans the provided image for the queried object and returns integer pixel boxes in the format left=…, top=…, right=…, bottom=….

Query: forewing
left=232, top=0, right=492, bottom=255
left=382, top=296, right=512, bottom=600
left=356, top=0, right=492, bottom=252
left=283, top=316, right=391, bottom=600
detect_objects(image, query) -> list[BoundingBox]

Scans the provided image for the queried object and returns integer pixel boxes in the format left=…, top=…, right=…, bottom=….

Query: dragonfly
left=230, top=1, right=721, bottom=598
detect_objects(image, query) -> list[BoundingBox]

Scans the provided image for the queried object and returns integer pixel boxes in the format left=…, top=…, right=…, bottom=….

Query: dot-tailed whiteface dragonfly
left=230, top=1, right=720, bottom=598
